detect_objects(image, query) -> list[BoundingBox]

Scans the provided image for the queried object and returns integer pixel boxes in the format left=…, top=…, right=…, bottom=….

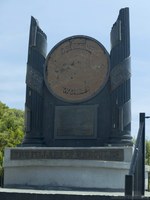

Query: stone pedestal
left=3, top=147, right=134, bottom=191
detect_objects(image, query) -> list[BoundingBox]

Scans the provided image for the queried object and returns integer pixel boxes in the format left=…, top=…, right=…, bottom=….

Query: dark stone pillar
left=22, top=17, right=47, bottom=146
left=109, top=8, right=132, bottom=145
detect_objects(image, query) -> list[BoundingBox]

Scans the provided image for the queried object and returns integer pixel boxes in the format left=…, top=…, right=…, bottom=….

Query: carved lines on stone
left=10, top=149, right=124, bottom=161
left=119, top=100, right=131, bottom=131
left=26, top=65, right=43, bottom=95
left=110, top=57, right=131, bottom=90
left=111, top=20, right=122, bottom=48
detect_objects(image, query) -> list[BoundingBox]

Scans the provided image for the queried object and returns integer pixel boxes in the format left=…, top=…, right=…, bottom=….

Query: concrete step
left=0, top=188, right=150, bottom=200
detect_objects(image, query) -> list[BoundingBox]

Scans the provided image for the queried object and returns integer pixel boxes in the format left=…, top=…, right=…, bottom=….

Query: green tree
left=146, top=140, right=150, bottom=166
left=0, top=101, right=24, bottom=176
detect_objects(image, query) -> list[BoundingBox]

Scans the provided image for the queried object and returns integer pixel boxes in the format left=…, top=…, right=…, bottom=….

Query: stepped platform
left=3, top=147, right=133, bottom=190
left=0, top=187, right=150, bottom=200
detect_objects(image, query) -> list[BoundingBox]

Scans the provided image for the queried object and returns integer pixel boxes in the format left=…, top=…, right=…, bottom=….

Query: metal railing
left=125, top=113, right=145, bottom=196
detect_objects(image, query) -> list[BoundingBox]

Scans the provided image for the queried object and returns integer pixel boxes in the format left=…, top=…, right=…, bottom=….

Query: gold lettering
left=63, top=87, right=90, bottom=95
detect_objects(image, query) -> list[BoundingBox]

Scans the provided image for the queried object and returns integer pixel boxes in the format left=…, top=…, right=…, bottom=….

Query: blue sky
left=0, top=0, right=150, bottom=138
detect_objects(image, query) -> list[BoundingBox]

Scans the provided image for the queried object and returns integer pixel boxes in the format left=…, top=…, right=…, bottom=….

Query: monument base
left=3, top=147, right=136, bottom=191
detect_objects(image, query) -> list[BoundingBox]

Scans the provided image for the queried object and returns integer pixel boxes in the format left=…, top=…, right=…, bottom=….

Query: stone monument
left=3, top=7, right=133, bottom=191
left=21, top=9, right=132, bottom=147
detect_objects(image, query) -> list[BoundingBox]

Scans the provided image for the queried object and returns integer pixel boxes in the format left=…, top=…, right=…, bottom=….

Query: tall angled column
left=22, top=16, right=47, bottom=146
left=109, top=8, right=132, bottom=145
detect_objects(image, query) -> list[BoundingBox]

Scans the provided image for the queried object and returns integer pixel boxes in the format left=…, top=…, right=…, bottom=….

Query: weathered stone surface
left=10, top=148, right=124, bottom=161
left=45, top=36, right=110, bottom=102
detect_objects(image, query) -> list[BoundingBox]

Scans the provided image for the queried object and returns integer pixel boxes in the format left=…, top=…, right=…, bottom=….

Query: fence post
left=125, top=174, right=133, bottom=196
left=139, top=113, right=145, bottom=195
left=125, top=113, right=146, bottom=196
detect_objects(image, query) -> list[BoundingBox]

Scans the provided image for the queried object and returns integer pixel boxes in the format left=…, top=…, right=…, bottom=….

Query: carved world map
left=44, top=36, right=110, bottom=102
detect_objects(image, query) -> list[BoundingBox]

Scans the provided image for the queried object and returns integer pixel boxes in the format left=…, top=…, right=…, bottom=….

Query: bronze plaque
left=44, top=36, right=110, bottom=102
left=10, top=148, right=124, bottom=161
left=54, top=105, right=98, bottom=139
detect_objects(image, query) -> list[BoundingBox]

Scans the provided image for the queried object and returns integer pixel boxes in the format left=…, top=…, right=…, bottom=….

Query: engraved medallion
left=44, top=36, right=110, bottom=102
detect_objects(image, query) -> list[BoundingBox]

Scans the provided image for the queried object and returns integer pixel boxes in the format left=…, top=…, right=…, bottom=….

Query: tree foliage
left=0, top=101, right=24, bottom=176
left=146, top=140, right=150, bottom=166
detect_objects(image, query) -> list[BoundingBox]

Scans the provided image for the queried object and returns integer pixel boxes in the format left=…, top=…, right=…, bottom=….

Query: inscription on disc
left=45, top=36, right=109, bottom=102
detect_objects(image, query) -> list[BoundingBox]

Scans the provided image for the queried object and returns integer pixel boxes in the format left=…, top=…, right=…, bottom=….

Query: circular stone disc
left=44, top=36, right=110, bottom=102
